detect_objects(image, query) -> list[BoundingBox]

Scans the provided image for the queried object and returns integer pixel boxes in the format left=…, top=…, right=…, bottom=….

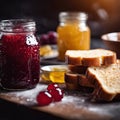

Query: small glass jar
left=0, top=19, right=40, bottom=90
left=57, top=12, right=91, bottom=61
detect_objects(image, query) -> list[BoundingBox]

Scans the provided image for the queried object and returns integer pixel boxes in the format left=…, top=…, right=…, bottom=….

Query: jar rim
left=59, top=12, right=88, bottom=22
left=0, top=19, right=35, bottom=27
left=0, top=19, right=36, bottom=33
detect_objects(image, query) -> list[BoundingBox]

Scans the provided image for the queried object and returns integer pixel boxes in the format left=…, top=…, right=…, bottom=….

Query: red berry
left=48, top=31, right=57, bottom=44
left=36, top=91, right=52, bottom=106
left=40, top=34, right=49, bottom=45
left=47, top=83, right=59, bottom=91
left=49, top=88, right=64, bottom=102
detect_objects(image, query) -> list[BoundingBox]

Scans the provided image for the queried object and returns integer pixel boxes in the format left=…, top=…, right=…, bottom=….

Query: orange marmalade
left=57, top=12, right=90, bottom=61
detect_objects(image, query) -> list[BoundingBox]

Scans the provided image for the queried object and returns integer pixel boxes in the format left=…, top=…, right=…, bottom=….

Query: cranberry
left=49, top=88, right=64, bottom=102
left=36, top=91, right=53, bottom=106
left=36, top=84, right=64, bottom=106
left=47, top=83, right=59, bottom=91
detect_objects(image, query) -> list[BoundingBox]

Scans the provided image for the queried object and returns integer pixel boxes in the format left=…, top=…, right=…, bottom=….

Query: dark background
left=0, top=0, right=120, bottom=37
left=0, top=1, right=120, bottom=120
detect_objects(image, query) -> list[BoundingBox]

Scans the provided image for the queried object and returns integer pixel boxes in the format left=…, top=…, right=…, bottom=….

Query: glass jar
left=57, top=12, right=91, bottom=61
left=0, top=19, right=40, bottom=90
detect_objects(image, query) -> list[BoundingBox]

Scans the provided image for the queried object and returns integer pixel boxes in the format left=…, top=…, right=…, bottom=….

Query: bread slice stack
left=65, top=48, right=120, bottom=102
left=65, top=49, right=116, bottom=66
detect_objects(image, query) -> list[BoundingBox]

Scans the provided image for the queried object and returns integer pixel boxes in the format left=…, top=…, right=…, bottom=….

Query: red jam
left=0, top=19, right=40, bottom=90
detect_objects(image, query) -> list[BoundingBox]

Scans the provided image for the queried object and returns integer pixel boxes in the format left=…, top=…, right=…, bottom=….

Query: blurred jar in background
left=57, top=12, right=91, bottom=61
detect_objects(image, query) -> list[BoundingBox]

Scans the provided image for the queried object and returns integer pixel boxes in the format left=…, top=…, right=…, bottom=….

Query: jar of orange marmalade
left=57, top=12, right=91, bottom=61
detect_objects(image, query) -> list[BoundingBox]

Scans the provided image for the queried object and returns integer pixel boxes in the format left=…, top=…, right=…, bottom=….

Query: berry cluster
left=36, top=83, right=64, bottom=106
left=38, top=31, right=57, bottom=45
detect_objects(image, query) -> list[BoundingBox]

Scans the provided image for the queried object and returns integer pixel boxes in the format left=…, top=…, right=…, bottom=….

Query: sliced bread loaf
left=65, top=49, right=117, bottom=66
left=86, top=62, right=120, bottom=101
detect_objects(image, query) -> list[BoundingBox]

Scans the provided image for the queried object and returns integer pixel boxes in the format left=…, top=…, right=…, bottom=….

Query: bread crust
left=103, top=53, right=117, bottom=65
left=65, top=72, right=79, bottom=90
left=91, top=87, right=116, bottom=102
left=78, top=75, right=94, bottom=88
left=81, top=57, right=101, bottom=66
left=65, top=72, right=93, bottom=90
left=68, top=65, right=88, bottom=74
left=66, top=56, right=82, bottom=65
left=65, top=49, right=117, bottom=66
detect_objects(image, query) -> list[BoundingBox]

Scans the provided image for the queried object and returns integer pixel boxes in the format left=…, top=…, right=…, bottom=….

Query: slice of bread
left=65, top=49, right=117, bottom=66
left=65, top=72, right=79, bottom=90
left=86, top=62, right=120, bottom=101
left=68, top=65, right=88, bottom=74
left=65, top=72, right=93, bottom=90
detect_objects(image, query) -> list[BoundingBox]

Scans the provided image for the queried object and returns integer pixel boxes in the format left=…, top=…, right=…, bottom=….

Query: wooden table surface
left=1, top=83, right=120, bottom=120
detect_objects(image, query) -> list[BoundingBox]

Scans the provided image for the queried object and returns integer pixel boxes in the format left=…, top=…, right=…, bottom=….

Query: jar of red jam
left=0, top=19, right=40, bottom=90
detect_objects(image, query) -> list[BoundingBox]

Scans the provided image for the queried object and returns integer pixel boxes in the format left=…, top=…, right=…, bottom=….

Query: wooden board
left=0, top=83, right=120, bottom=120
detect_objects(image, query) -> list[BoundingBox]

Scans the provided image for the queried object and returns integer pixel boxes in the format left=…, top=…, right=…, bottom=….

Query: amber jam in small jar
left=0, top=19, right=40, bottom=90
left=57, top=12, right=91, bottom=61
